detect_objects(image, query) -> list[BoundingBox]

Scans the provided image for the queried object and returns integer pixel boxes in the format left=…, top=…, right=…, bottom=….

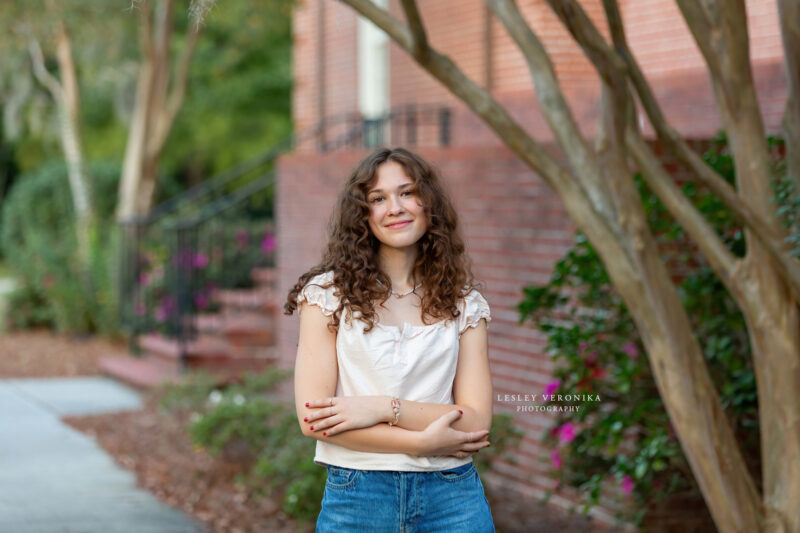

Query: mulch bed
left=2, top=330, right=613, bottom=533
left=0, top=329, right=127, bottom=378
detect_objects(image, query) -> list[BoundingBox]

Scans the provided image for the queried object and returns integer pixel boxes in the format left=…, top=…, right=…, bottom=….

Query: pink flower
left=550, top=449, right=563, bottom=469
left=622, top=342, right=639, bottom=360
left=584, top=351, right=598, bottom=364
left=261, top=234, right=276, bottom=254
left=135, top=303, right=147, bottom=316
left=544, top=379, right=561, bottom=396
left=621, top=475, right=634, bottom=495
left=193, top=253, right=209, bottom=269
left=578, top=342, right=589, bottom=353
left=139, top=272, right=150, bottom=286
left=194, top=293, right=209, bottom=309
left=155, top=297, right=176, bottom=323
left=557, top=423, right=576, bottom=444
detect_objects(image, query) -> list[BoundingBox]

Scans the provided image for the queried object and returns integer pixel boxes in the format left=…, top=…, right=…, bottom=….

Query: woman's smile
left=386, top=221, right=411, bottom=229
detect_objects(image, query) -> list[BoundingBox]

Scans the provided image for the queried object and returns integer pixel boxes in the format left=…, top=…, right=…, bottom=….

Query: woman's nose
left=387, top=195, right=405, bottom=214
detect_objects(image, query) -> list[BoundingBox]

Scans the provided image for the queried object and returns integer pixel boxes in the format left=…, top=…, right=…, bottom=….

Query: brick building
left=276, top=0, right=786, bottom=525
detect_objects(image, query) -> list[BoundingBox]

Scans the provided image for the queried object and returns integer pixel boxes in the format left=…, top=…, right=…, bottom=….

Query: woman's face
left=366, top=161, right=428, bottom=251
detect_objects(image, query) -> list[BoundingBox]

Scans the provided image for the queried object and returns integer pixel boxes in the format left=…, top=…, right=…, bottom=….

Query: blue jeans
left=316, top=462, right=496, bottom=532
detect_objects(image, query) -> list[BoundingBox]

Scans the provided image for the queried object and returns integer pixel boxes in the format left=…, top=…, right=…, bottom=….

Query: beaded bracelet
left=387, top=397, right=401, bottom=426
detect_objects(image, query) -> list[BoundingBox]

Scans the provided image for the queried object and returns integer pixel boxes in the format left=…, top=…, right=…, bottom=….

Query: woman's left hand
left=304, top=395, right=391, bottom=436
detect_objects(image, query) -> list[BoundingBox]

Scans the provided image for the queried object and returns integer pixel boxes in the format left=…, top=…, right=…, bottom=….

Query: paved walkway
left=0, top=376, right=205, bottom=533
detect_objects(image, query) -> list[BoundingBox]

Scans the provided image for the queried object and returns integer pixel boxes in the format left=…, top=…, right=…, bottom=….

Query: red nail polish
left=304, top=417, right=308, bottom=422
left=458, top=410, right=463, bottom=415
left=310, top=426, right=314, bottom=430
left=323, top=432, right=327, bottom=436
left=305, top=402, right=309, bottom=407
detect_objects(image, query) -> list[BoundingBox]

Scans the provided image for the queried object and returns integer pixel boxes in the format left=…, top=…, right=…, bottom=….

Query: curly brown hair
left=284, top=147, right=480, bottom=333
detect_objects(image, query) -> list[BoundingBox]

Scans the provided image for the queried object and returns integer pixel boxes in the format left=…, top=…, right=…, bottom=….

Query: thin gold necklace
left=377, top=278, right=422, bottom=298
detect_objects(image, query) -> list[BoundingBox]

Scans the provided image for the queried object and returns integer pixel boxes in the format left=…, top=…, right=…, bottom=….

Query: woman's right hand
left=417, top=410, right=490, bottom=458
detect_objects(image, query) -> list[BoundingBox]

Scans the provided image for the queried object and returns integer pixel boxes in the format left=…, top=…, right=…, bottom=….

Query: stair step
left=139, top=333, right=230, bottom=362
left=251, top=267, right=277, bottom=287
left=223, top=313, right=275, bottom=346
left=214, top=288, right=279, bottom=314
left=99, top=355, right=181, bottom=389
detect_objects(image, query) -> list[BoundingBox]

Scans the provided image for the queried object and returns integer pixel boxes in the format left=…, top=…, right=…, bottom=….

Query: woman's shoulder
left=457, top=286, right=491, bottom=336
left=296, top=270, right=339, bottom=316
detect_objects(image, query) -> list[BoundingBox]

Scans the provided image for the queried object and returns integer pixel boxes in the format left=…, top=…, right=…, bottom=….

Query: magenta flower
left=193, top=252, right=209, bottom=269
left=584, top=351, right=598, bottom=364
left=139, top=272, right=150, bottom=286
left=621, top=475, right=634, bottom=495
left=622, top=342, right=639, bottom=360
left=578, top=342, right=589, bottom=353
left=261, top=234, right=276, bottom=254
left=194, top=293, right=209, bottom=309
left=557, top=422, right=576, bottom=444
left=155, top=297, right=176, bottom=322
left=544, top=379, right=561, bottom=396
left=550, top=449, right=563, bottom=469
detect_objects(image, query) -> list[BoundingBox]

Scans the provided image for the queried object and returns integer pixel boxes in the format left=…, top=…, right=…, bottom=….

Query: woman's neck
left=377, top=244, right=418, bottom=290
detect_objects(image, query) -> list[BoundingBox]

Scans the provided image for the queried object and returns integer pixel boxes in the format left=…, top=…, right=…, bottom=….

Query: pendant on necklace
left=378, top=279, right=422, bottom=298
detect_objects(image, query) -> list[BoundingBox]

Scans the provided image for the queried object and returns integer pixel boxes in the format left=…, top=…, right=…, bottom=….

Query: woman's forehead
left=368, top=161, right=415, bottom=192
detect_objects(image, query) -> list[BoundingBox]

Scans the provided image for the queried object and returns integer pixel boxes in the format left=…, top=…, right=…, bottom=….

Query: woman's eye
left=370, top=196, right=383, bottom=203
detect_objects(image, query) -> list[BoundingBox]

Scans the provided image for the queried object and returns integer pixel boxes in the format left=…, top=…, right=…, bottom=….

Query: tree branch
left=158, top=24, right=201, bottom=149
left=627, top=129, right=738, bottom=293
left=27, top=34, right=63, bottom=101
left=487, top=0, right=617, bottom=229
left=602, top=0, right=800, bottom=298
left=399, top=0, right=428, bottom=62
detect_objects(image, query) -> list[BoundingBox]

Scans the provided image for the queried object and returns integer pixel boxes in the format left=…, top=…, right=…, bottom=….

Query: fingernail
left=304, top=417, right=308, bottom=422
left=458, top=409, right=463, bottom=415
left=310, top=426, right=314, bottom=430
left=305, top=402, right=309, bottom=407
left=323, top=432, right=327, bottom=436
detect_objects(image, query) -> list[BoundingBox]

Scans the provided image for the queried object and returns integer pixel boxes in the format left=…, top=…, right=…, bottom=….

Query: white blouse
left=297, top=270, right=491, bottom=471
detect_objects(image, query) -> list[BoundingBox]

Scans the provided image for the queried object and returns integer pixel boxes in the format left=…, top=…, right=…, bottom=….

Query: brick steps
left=99, top=355, right=181, bottom=389
left=107, top=266, right=280, bottom=389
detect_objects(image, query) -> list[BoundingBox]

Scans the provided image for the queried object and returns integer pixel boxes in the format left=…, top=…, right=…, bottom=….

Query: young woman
left=285, top=147, right=495, bottom=532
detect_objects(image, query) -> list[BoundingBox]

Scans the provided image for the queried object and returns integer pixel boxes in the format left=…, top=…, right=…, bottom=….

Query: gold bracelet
left=387, top=397, right=401, bottom=426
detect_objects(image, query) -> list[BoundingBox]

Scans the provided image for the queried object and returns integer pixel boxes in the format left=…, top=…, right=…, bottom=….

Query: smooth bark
left=28, top=23, right=94, bottom=268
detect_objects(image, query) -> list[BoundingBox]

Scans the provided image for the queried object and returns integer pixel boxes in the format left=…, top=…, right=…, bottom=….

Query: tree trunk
left=28, top=23, right=94, bottom=269
left=116, top=0, right=198, bottom=221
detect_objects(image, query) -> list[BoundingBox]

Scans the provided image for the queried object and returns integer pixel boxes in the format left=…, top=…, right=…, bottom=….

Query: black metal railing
left=118, top=104, right=452, bottom=365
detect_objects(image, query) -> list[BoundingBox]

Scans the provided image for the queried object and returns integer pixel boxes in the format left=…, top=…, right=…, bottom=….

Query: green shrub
left=0, top=159, right=121, bottom=334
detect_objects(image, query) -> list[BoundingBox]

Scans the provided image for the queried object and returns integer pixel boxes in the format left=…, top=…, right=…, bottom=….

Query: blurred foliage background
left=0, top=0, right=293, bottom=333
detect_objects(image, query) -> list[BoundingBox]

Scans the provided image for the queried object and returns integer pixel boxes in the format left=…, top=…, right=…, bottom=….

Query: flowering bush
left=517, top=136, right=784, bottom=525
left=130, top=217, right=276, bottom=334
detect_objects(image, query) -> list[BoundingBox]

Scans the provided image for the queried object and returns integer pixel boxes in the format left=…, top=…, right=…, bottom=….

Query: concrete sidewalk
left=0, top=376, right=205, bottom=533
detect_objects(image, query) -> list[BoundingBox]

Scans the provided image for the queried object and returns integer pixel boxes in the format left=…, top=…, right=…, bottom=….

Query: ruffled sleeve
left=458, top=289, right=491, bottom=336
left=296, top=271, right=339, bottom=317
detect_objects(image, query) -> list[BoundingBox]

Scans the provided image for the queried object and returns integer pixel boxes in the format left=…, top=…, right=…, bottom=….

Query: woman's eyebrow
left=368, top=183, right=414, bottom=194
